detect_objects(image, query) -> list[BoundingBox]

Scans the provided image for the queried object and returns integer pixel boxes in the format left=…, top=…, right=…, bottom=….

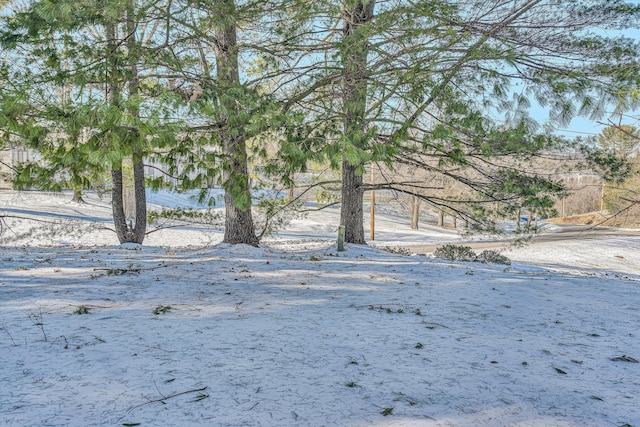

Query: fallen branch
left=610, top=355, right=639, bottom=363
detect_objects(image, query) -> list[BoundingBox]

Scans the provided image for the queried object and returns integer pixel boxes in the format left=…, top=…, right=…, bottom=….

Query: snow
left=1, top=190, right=639, bottom=426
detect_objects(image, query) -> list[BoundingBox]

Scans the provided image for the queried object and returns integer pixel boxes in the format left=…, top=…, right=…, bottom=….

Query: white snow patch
left=1, top=190, right=639, bottom=426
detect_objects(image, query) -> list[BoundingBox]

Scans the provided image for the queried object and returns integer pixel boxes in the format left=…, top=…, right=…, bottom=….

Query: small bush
left=148, top=208, right=223, bottom=227
left=74, top=306, right=90, bottom=315
left=478, top=250, right=511, bottom=265
left=433, top=244, right=477, bottom=261
left=153, top=305, right=172, bottom=315
left=379, top=246, right=412, bottom=256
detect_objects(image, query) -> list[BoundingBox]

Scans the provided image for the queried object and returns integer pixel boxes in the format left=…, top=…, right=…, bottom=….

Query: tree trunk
left=71, top=188, right=84, bottom=204
left=132, top=156, right=147, bottom=241
left=410, top=195, right=420, bottom=229
left=106, top=20, right=128, bottom=244
left=287, top=180, right=295, bottom=200
left=526, top=213, right=533, bottom=233
left=437, top=209, right=444, bottom=227
left=122, top=159, right=136, bottom=220
left=340, top=0, right=376, bottom=244
left=340, top=163, right=365, bottom=243
left=126, top=2, right=146, bottom=243
left=214, top=0, right=258, bottom=246
left=111, top=161, right=146, bottom=244
left=106, top=5, right=146, bottom=245
left=111, top=166, right=129, bottom=243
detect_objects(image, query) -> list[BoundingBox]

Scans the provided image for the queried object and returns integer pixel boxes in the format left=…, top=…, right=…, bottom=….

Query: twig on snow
left=127, top=386, right=209, bottom=413
left=1, top=325, right=17, bottom=346
left=27, top=302, right=47, bottom=342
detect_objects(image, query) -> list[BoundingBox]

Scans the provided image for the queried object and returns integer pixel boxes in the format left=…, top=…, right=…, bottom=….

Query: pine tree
left=155, top=0, right=305, bottom=246
left=0, top=0, right=180, bottom=244
left=280, top=0, right=640, bottom=243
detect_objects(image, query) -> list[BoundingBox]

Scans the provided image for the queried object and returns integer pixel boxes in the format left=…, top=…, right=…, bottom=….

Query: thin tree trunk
left=288, top=177, right=295, bottom=200
left=111, top=166, right=130, bottom=243
left=340, top=0, right=375, bottom=245
left=214, top=0, right=258, bottom=246
left=437, top=209, right=444, bottom=227
left=106, top=20, right=129, bottom=244
left=126, top=1, right=146, bottom=243
left=132, top=156, right=147, bottom=242
left=410, top=195, right=420, bottom=229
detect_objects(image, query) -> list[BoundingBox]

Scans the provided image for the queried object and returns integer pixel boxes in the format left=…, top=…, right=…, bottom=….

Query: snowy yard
left=1, top=191, right=639, bottom=426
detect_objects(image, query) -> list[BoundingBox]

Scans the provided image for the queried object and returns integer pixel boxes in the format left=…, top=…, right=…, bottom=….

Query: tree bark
left=437, top=209, right=444, bottom=227
left=71, top=188, right=84, bottom=204
left=126, top=1, right=147, bottom=243
left=410, top=195, right=420, bottom=229
left=214, top=0, right=258, bottom=246
left=107, top=4, right=146, bottom=245
left=340, top=0, right=376, bottom=244
left=111, top=166, right=129, bottom=243
left=132, top=155, right=147, bottom=241
left=341, top=163, right=365, bottom=243
left=106, top=20, right=129, bottom=244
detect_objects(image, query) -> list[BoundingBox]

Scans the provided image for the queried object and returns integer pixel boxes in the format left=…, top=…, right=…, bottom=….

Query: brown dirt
left=547, top=212, right=640, bottom=228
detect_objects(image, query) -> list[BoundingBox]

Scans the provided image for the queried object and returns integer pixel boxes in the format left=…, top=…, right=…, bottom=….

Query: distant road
left=406, top=225, right=640, bottom=255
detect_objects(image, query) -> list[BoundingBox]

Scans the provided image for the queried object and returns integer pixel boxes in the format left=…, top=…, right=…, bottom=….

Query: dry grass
left=548, top=212, right=640, bottom=228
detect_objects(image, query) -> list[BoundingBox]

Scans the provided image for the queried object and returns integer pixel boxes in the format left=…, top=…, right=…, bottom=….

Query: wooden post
left=337, top=225, right=345, bottom=251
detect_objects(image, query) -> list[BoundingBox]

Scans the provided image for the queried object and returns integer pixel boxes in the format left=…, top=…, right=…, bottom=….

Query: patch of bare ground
left=548, top=212, right=640, bottom=228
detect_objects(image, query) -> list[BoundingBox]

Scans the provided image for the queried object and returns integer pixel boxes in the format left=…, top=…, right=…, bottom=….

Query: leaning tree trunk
left=214, top=0, right=258, bottom=246
left=340, top=0, right=376, bottom=244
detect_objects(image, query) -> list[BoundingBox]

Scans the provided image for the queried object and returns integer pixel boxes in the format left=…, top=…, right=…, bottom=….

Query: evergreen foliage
left=1, top=0, right=639, bottom=244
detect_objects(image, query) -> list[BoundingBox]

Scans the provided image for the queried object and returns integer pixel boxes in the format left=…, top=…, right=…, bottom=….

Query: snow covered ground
left=1, top=191, right=639, bottom=426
